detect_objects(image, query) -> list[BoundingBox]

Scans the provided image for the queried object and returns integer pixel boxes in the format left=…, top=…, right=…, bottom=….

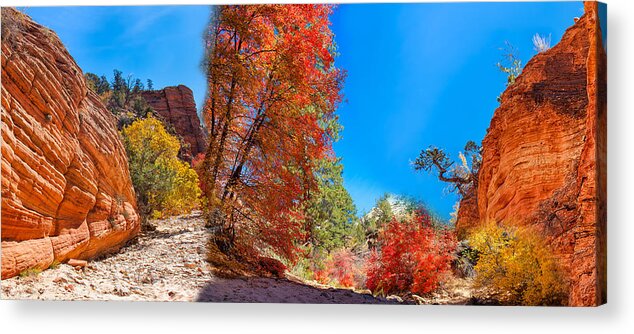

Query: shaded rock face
left=1, top=8, right=140, bottom=279
left=456, top=2, right=606, bottom=306
left=141, top=86, right=206, bottom=162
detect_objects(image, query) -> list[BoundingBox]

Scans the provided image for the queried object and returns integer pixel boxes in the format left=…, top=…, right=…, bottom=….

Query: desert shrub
left=365, top=210, right=456, bottom=296
left=327, top=249, right=358, bottom=287
left=288, top=254, right=315, bottom=281
left=468, top=222, right=569, bottom=305
left=497, top=42, right=523, bottom=87
left=48, top=260, right=61, bottom=270
left=19, top=268, right=42, bottom=278
left=121, top=116, right=201, bottom=223
left=1, top=8, right=27, bottom=45
left=290, top=245, right=366, bottom=289
left=313, top=268, right=329, bottom=284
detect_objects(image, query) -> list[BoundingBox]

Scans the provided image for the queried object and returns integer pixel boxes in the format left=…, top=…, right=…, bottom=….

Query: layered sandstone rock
left=141, top=86, right=206, bottom=161
left=1, top=8, right=140, bottom=279
left=456, top=2, right=606, bottom=306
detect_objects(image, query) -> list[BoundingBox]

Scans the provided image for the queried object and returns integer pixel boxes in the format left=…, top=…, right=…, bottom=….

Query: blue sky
left=21, top=2, right=585, bottom=220
left=21, top=6, right=210, bottom=110
left=330, top=2, right=584, bottom=219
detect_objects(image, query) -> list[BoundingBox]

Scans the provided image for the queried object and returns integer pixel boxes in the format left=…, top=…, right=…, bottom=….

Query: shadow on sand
left=195, top=276, right=407, bottom=304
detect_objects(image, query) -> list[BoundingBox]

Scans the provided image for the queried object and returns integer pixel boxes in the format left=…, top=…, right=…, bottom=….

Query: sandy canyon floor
left=2, top=212, right=432, bottom=304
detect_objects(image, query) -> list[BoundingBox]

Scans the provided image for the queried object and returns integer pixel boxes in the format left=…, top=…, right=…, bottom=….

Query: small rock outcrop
left=456, top=2, right=606, bottom=306
left=141, top=86, right=206, bottom=161
left=1, top=8, right=140, bottom=279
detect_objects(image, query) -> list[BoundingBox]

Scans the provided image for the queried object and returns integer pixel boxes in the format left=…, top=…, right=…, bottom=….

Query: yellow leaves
left=157, top=158, right=202, bottom=218
left=121, top=116, right=180, bottom=161
left=468, top=222, right=569, bottom=305
left=121, top=116, right=201, bottom=219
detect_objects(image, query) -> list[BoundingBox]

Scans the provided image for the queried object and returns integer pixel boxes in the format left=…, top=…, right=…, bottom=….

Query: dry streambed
left=2, top=212, right=211, bottom=301
left=1, top=212, right=402, bottom=304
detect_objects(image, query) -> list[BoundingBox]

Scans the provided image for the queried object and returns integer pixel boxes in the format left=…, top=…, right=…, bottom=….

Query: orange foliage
left=191, top=153, right=208, bottom=192
left=201, top=5, right=345, bottom=262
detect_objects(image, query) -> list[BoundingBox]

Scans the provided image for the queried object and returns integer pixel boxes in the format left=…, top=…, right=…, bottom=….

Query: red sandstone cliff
left=1, top=8, right=140, bottom=279
left=141, top=86, right=206, bottom=161
left=456, top=2, right=606, bottom=306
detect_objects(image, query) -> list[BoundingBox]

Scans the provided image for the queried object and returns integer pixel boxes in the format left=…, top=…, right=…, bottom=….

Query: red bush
left=314, top=268, right=329, bottom=284
left=313, top=248, right=365, bottom=288
left=325, top=249, right=357, bottom=287
left=365, top=210, right=456, bottom=295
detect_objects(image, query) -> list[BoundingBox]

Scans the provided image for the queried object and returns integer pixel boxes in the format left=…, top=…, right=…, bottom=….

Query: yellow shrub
left=468, top=222, right=569, bottom=305
left=158, top=158, right=201, bottom=218
left=121, top=116, right=201, bottom=220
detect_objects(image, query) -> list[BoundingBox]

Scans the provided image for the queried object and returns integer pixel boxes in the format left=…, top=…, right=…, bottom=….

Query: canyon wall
left=456, top=2, right=607, bottom=306
left=141, top=86, right=206, bottom=161
left=1, top=8, right=140, bottom=279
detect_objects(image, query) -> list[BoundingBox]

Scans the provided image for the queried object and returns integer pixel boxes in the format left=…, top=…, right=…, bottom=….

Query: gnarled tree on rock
left=413, top=140, right=481, bottom=198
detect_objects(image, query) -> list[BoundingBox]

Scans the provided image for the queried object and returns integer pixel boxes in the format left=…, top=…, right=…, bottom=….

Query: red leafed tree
left=366, top=210, right=456, bottom=295
left=200, top=5, right=345, bottom=262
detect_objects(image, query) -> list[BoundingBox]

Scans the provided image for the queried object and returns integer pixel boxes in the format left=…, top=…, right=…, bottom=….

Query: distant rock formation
left=141, top=86, right=207, bottom=162
left=456, top=2, right=606, bottom=306
left=1, top=8, right=140, bottom=279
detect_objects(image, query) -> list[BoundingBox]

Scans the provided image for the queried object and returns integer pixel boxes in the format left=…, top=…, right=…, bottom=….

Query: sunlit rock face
left=141, top=85, right=207, bottom=162
left=456, top=2, right=606, bottom=306
left=1, top=8, right=140, bottom=279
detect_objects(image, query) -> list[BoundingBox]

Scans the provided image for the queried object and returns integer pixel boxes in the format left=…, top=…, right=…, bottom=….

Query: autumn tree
left=365, top=209, right=456, bottom=296
left=200, top=5, right=345, bottom=261
left=468, top=222, right=569, bottom=305
left=121, top=116, right=201, bottom=229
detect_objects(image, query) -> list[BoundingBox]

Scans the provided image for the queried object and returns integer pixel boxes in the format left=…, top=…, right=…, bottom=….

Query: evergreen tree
left=304, top=158, right=357, bottom=253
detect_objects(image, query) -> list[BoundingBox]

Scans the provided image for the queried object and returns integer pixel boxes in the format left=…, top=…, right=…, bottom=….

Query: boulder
left=67, top=259, right=88, bottom=268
